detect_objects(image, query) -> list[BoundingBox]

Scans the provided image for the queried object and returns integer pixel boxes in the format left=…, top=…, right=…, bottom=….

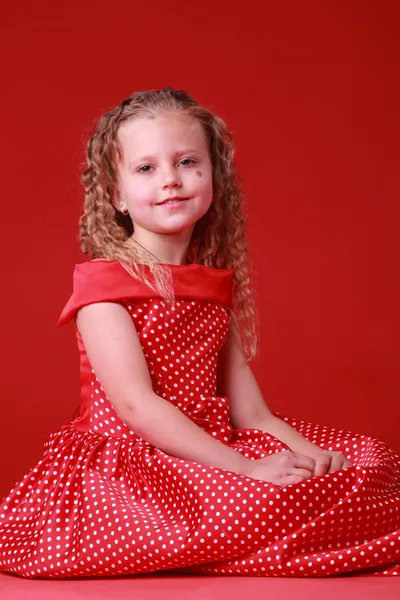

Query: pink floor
left=1, top=573, right=399, bottom=600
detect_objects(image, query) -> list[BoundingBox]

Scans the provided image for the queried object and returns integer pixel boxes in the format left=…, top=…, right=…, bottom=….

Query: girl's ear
left=113, top=189, right=129, bottom=215
left=112, top=187, right=123, bottom=212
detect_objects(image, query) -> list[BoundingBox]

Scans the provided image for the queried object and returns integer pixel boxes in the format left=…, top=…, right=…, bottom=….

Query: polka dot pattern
left=0, top=272, right=399, bottom=578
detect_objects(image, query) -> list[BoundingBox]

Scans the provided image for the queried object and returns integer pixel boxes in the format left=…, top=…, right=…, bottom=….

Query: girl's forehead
left=118, top=112, right=206, bottom=148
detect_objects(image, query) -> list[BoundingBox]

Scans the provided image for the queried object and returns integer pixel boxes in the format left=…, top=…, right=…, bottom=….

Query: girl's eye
left=137, top=164, right=152, bottom=173
left=180, top=158, right=196, bottom=167
left=137, top=158, right=196, bottom=173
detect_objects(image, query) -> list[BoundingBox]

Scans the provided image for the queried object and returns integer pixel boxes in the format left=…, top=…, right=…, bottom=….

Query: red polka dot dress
left=0, top=260, right=399, bottom=578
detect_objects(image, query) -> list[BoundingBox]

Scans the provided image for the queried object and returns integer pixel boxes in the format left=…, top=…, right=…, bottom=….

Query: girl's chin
left=154, top=218, right=199, bottom=234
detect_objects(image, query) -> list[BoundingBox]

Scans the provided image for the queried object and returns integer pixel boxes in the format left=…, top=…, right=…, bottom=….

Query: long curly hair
left=79, top=87, right=258, bottom=360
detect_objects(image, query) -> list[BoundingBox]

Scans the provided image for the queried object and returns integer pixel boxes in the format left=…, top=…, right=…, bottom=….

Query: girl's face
left=116, top=111, right=213, bottom=237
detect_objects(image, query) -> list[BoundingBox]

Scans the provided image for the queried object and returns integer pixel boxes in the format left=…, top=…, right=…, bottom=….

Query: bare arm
left=76, top=302, right=250, bottom=473
left=217, top=324, right=322, bottom=459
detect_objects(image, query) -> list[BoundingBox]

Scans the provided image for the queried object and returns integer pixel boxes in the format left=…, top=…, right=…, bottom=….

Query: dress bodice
left=58, top=260, right=234, bottom=439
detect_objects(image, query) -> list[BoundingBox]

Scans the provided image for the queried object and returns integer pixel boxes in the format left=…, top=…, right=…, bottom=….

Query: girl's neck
left=128, top=233, right=191, bottom=266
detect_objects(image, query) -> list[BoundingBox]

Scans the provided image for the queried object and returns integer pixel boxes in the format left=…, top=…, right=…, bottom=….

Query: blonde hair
left=79, top=87, right=258, bottom=360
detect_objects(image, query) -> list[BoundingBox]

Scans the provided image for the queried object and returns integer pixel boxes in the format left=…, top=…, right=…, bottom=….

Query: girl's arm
left=76, top=302, right=251, bottom=473
left=217, top=324, right=323, bottom=460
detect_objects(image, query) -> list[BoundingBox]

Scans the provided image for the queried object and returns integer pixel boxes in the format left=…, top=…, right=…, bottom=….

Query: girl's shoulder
left=74, top=258, right=121, bottom=272
left=58, top=259, right=234, bottom=327
left=58, top=260, right=145, bottom=326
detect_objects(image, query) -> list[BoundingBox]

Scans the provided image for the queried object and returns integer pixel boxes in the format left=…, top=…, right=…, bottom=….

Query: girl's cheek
left=193, top=167, right=212, bottom=187
left=131, top=183, right=154, bottom=203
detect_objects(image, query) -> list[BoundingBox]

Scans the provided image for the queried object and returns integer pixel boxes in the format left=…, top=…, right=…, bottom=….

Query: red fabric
left=58, top=260, right=234, bottom=326
left=0, top=261, right=399, bottom=579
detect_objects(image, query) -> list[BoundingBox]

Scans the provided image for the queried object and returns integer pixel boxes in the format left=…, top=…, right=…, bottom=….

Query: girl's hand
left=243, top=451, right=315, bottom=486
left=313, top=450, right=352, bottom=476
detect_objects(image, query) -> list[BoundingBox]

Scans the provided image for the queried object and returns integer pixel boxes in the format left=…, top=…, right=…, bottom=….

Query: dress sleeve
left=58, top=261, right=153, bottom=326
left=58, top=260, right=234, bottom=326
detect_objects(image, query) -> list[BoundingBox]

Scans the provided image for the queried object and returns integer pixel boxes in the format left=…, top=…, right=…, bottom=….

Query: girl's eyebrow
left=129, top=149, right=201, bottom=165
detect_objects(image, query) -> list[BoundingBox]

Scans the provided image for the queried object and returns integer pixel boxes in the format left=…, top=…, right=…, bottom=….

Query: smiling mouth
left=158, top=198, right=189, bottom=206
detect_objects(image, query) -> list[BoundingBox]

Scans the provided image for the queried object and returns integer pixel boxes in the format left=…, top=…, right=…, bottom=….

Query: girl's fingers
left=329, top=453, right=347, bottom=473
left=292, top=453, right=315, bottom=471
left=293, top=468, right=314, bottom=480
left=281, top=474, right=307, bottom=486
left=329, top=452, right=351, bottom=473
left=314, top=454, right=331, bottom=477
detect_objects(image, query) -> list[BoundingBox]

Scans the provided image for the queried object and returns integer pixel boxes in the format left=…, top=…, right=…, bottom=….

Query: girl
left=0, top=87, right=399, bottom=579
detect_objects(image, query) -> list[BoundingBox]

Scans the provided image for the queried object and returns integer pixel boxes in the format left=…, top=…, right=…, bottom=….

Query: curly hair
left=79, top=87, right=258, bottom=360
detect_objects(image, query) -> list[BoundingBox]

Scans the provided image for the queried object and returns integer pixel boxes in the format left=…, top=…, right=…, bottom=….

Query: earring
left=121, top=206, right=128, bottom=215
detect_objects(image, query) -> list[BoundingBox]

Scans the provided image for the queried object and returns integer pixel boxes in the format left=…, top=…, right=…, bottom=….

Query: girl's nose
left=161, top=166, right=182, bottom=188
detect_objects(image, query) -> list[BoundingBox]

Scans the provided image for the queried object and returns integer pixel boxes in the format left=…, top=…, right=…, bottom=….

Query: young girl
left=0, top=87, right=399, bottom=579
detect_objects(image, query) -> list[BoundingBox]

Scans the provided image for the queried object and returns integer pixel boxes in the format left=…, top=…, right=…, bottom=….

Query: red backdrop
left=1, top=1, right=399, bottom=498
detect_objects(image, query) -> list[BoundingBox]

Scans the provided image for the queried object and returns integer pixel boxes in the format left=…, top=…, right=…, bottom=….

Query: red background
left=1, top=0, right=399, bottom=500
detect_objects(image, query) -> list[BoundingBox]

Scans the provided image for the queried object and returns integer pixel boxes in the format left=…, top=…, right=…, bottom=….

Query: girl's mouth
left=158, top=197, right=189, bottom=207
